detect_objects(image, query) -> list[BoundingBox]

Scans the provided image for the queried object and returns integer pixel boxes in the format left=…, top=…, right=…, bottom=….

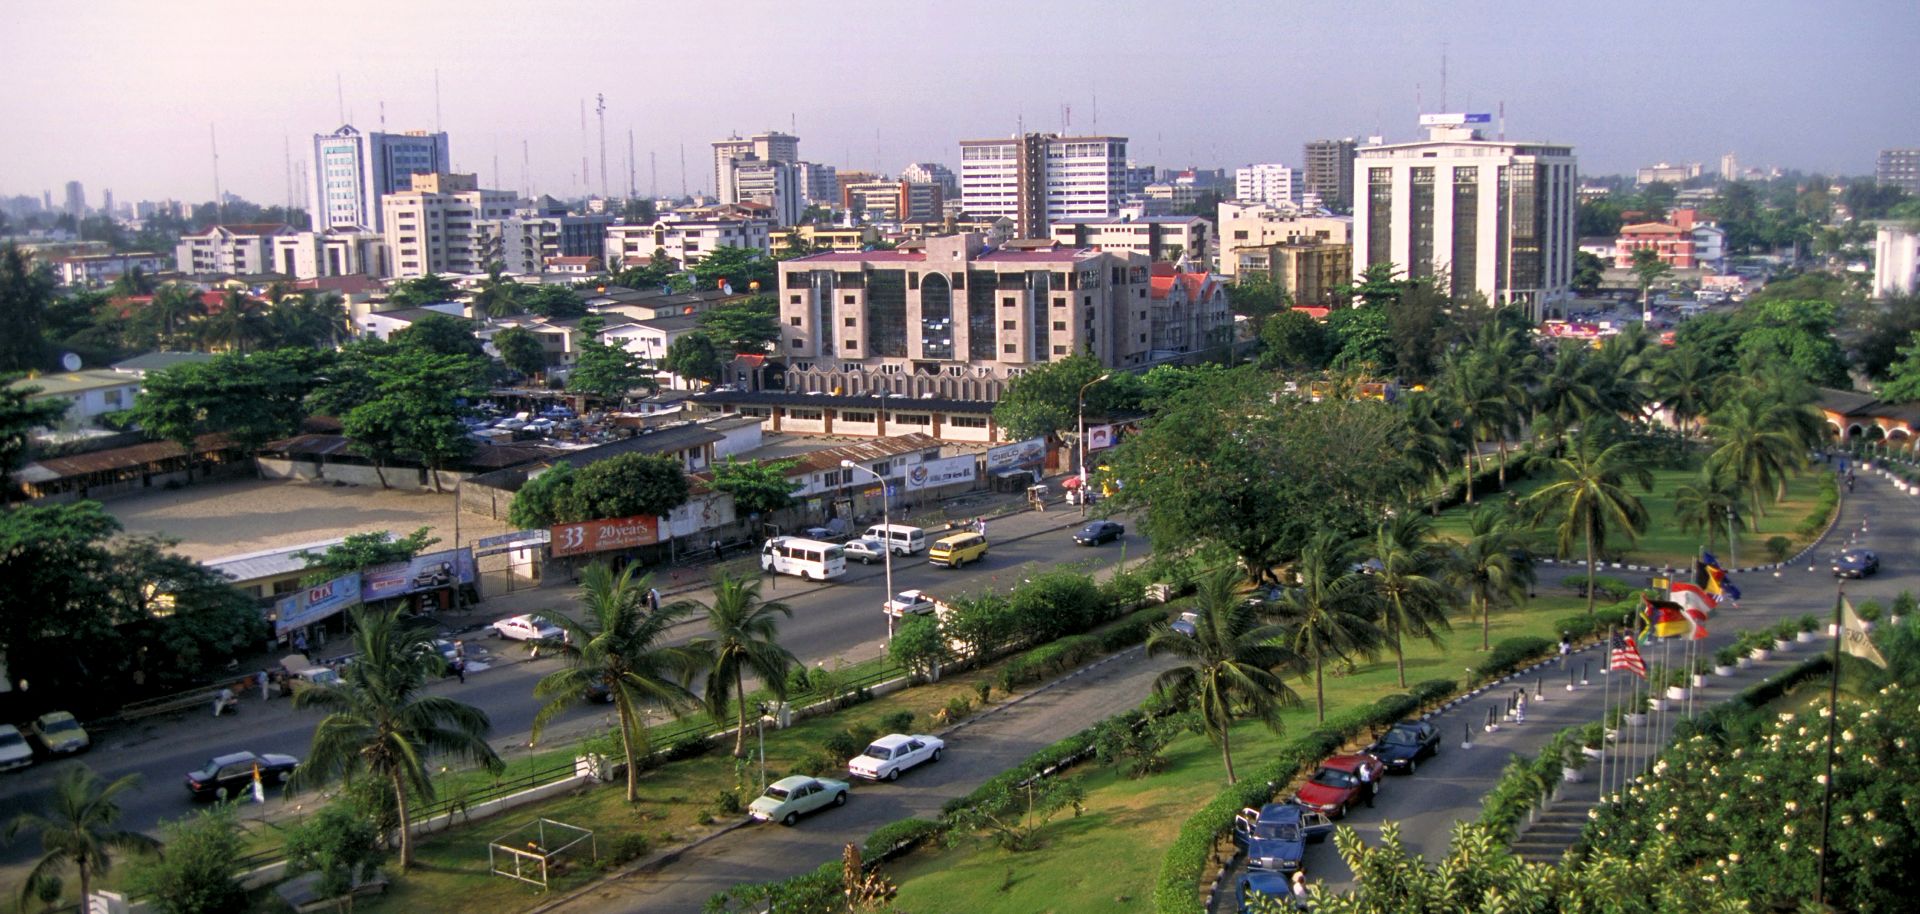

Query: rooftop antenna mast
left=379, top=100, right=385, bottom=129
left=521, top=139, right=530, bottom=198
left=209, top=123, right=222, bottom=218
left=434, top=69, right=442, bottom=134
left=1091, top=86, right=1098, bottom=131
left=283, top=135, right=294, bottom=211
left=596, top=93, right=609, bottom=199
left=1498, top=101, right=1506, bottom=140
left=627, top=128, right=637, bottom=199
left=580, top=99, right=590, bottom=195
left=335, top=73, right=345, bottom=124
left=1440, top=42, right=1448, bottom=111
left=649, top=150, right=657, bottom=199
left=679, top=142, right=687, bottom=197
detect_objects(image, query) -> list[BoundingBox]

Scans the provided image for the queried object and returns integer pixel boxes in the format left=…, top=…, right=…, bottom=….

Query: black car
left=1364, top=721, right=1441, bottom=774
left=1073, top=521, right=1125, bottom=546
left=186, top=751, right=299, bottom=800
left=1833, top=549, right=1879, bottom=578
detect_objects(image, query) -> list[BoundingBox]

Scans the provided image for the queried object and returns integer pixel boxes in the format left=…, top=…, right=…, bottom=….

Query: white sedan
left=848, top=733, right=944, bottom=781
left=883, top=590, right=938, bottom=618
left=842, top=537, right=887, bottom=565
left=491, top=614, right=564, bottom=642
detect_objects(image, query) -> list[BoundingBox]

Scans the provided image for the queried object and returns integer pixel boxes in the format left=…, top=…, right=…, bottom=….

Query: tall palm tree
left=1144, top=567, right=1302, bottom=784
left=1705, top=394, right=1815, bottom=519
left=684, top=573, right=799, bottom=759
left=1593, top=324, right=1657, bottom=420
left=1269, top=532, right=1384, bottom=722
left=1440, top=350, right=1519, bottom=491
left=5, top=766, right=160, bottom=908
left=1672, top=467, right=1744, bottom=554
left=293, top=606, right=503, bottom=870
left=1650, top=346, right=1718, bottom=436
left=1370, top=513, right=1456, bottom=687
left=1401, top=391, right=1470, bottom=511
left=533, top=563, right=703, bottom=802
left=1522, top=430, right=1653, bottom=618
left=470, top=263, right=526, bottom=320
left=1445, top=505, right=1536, bottom=651
left=148, top=283, right=206, bottom=344
left=1532, top=345, right=1605, bottom=440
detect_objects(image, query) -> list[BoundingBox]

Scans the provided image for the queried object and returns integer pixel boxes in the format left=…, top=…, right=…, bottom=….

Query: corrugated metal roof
left=690, top=390, right=994, bottom=413
left=205, top=536, right=347, bottom=583
left=23, top=433, right=233, bottom=479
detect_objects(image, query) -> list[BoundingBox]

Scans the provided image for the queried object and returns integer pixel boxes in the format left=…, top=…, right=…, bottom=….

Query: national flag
left=251, top=763, right=266, bottom=804
left=1701, top=550, right=1722, bottom=570
left=1706, top=565, right=1742, bottom=601
left=1840, top=597, right=1887, bottom=668
left=1609, top=631, right=1647, bottom=678
left=1680, top=606, right=1709, bottom=639
left=1670, top=581, right=1717, bottom=614
left=1641, top=594, right=1691, bottom=639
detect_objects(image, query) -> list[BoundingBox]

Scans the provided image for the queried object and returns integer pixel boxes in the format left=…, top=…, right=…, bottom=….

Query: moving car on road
left=842, top=537, right=887, bottom=565
left=761, top=537, right=848, bottom=581
left=846, top=734, right=944, bottom=781
left=1833, top=548, right=1879, bottom=578
left=1073, top=520, right=1125, bottom=545
left=1294, top=753, right=1384, bottom=818
left=927, top=532, right=988, bottom=568
left=749, top=775, right=850, bottom=826
left=0, top=724, right=33, bottom=771
left=30, top=711, right=90, bottom=755
left=1365, top=721, right=1441, bottom=774
left=1233, top=802, right=1333, bottom=873
left=883, top=590, right=940, bottom=619
left=186, top=750, right=299, bottom=800
left=491, top=614, right=564, bottom=642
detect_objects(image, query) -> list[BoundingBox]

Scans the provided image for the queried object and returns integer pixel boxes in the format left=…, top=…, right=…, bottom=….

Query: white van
left=863, top=524, right=928, bottom=556
left=760, top=536, right=847, bottom=581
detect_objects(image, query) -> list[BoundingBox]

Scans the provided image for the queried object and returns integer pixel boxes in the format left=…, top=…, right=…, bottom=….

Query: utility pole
left=627, top=128, right=637, bottom=200
left=596, top=93, right=608, bottom=200
left=209, top=124, right=222, bottom=220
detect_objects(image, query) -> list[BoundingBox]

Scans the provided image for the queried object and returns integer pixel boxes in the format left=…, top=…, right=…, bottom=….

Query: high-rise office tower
left=310, top=125, right=452, bottom=231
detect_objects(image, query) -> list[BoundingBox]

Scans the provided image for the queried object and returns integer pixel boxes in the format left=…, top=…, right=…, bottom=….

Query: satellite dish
left=60, top=352, right=82, bottom=372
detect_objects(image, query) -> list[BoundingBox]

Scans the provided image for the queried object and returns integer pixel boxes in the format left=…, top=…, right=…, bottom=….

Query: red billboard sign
left=550, top=515, right=663, bottom=557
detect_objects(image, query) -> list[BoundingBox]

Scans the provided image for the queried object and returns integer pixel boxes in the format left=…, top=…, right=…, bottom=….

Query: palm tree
left=1269, top=532, right=1384, bottom=722
left=1593, top=324, right=1657, bottom=420
left=1440, top=350, right=1519, bottom=491
left=293, top=606, right=503, bottom=870
left=685, top=573, right=799, bottom=759
left=1705, top=393, right=1815, bottom=519
left=1445, top=505, right=1536, bottom=651
left=5, top=766, right=160, bottom=908
left=1672, top=467, right=1744, bottom=554
left=1401, top=389, right=1470, bottom=511
left=1370, top=513, right=1456, bottom=687
left=1533, top=345, right=1605, bottom=440
left=532, top=563, right=703, bottom=802
left=1522, top=430, right=1653, bottom=619
left=1145, top=567, right=1303, bottom=783
left=471, top=263, right=525, bottom=319
left=147, top=283, right=206, bottom=344
left=1629, top=248, right=1673, bottom=312
left=1650, top=346, right=1718, bottom=436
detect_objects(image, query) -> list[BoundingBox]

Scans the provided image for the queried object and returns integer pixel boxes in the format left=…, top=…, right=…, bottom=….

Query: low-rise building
left=1875, top=224, right=1920, bottom=299
left=1615, top=222, right=1696, bottom=269
left=843, top=180, right=943, bottom=223
left=354, top=304, right=469, bottom=341
left=477, top=197, right=614, bottom=275
left=269, top=228, right=388, bottom=279
left=1050, top=215, right=1212, bottom=265
left=1228, top=241, right=1353, bottom=307
left=175, top=223, right=297, bottom=275
left=602, top=216, right=772, bottom=271
left=380, top=173, right=518, bottom=278
left=8, top=370, right=143, bottom=429
left=49, top=251, right=168, bottom=286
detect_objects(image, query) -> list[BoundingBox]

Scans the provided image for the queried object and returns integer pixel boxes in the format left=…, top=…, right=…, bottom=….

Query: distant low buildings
left=1215, top=201, right=1351, bottom=284
left=602, top=215, right=773, bottom=272
left=1636, top=161, right=1701, bottom=185
left=1303, top=138, right=1358, bottom=211
left=49, top=251, right=167, bottom=286
left=1878, top=149, right=1920, bottom=196
left=477, top=197, right=615, bottom=275
left=175, top=223, right=297, bottom=275
left=1234, top=163, right=1299, bottom=207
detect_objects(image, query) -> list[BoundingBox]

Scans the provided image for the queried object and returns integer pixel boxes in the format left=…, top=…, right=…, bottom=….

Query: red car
left=1294, top=753, right=1386, bottom=819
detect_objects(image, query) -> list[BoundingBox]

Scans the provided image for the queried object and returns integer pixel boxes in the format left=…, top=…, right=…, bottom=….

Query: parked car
left=491, top=614, right=564, bottom=642
left=1073, top=520, right=1125, bottom=546
left=1170, top=611, right=1201, bottom=637
left=493, top=417, right=528, bottom=432
left=1233, top=802, right=1333, bottom=873
left=883, top=590, right=939, bottom=619
left=185, top=750, right=300, bottom=801
left=1365, top=721, right=1441, bottom=774
left=1833, top=548, right=1879, bottom=578
left=1294, top=754, right=1385, bottom=818
left=749, top=775, right=850, bottom=826
left=30, top=711, right=89, bottom=755
left=0, top=724, right=33, bottom=771
left=846, top=733, right=944, bottom=781
left=1237, top=871, right=1295, bottom=914
left=842, top=537, right=887, bottom=565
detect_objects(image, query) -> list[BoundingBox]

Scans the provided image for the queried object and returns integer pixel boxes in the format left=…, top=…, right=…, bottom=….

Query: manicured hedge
left=1477, top=724, right=1581, bottom=841
left=1476, top=636, right=1556, bottom=683
left=863, top=817, right=945, bottom=862
left=1410, top=678, right=1458, bottom=707
left=940, top=725, right=1103, bottom=819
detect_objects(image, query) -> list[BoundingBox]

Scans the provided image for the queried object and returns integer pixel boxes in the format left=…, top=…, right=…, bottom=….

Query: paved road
left=540, top=645, right=1177, bottom=913
left=1215, top=464, right=1906, bottom=905
left=0, top=505, right=1147, bottom=868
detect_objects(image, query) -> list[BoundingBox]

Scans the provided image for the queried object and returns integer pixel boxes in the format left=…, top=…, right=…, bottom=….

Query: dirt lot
left=105, top=477, right=514, bottom=561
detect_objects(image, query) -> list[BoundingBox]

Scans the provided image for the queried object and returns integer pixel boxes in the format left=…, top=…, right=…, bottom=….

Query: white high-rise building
left=958, top=133, right=1127, bottom=239
left=311, top=125, right=451, bottom=232
left=901, top=162, right=958, bottom=197
left=796, top=162, right=839, bottom=206
left=1234, top=163, right=1298, bottom=206
left=1351, top=116, right=1577, bottom=319
left=380, top=173, right=518, bottom=278
left=713, top=132, right=798, bottom=201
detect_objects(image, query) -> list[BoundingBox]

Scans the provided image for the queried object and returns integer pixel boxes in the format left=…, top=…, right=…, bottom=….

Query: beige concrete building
left=1215, top=201, right=1351, bottom=279
left=379, top=173, right=518, bottom=278
left=175, top=223, right=297, bottom=275
left=1050, top=215, right=1212, bottom=265
left=269, top=228, right=388, bottom=279
left=1228, top=242, right=1354, bottom=307
left=603, top=216, right=772, bottom=271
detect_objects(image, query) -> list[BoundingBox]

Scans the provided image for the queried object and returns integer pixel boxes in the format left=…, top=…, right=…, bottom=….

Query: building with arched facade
left=1818, top=388, right=1920, bottom=444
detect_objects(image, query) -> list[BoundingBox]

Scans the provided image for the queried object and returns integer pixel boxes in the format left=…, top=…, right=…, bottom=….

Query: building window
left=1410, top=167, right=1435, bottom=279
left=893, top=413, right=930, bottom=426
left=1367, top=167, right=1393, bottom=267
left=844, top=317, right=857, bottom=327
left=843, top=294, right=856, bottom=304
left=866, top=269, right=908, bottom=358
left=789, top=316, right=802, bottom=326
left=1003, top=343, right=1016, bottom=353
left=844, top=339, right=858, bottom=350
left=949, top=415, right=988, bottom=428
left=789, top=408, right=824, bottom=421
left=1053, top=345, right=1067, bottom=354
left=789, top=294, right=802, bottom=303
left=841, top=411, right=875, bottom=423
left=791, top=338, right=804, bottom=348
left=1452, top=167, right=1479, bottom=297
left=920, top=272, right=954, bottom=360
left=967, top=270, right=997, bottom=360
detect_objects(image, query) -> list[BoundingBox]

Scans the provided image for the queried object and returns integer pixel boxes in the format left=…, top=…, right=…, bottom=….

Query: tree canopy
left=991, top=354, right=1136, bottom=442
left=706, top=456, right=802, bottom=517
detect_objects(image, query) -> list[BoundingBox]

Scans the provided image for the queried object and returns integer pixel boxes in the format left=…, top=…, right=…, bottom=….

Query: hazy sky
left=4, top=0, right=1916, bottom=208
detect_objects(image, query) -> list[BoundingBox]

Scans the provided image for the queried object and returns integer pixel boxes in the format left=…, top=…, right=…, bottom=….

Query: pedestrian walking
left=1291, top=871, right=1309, bottom=909
left=293, top=630, right=310, bottom=660
left=213, top=687, right=235, bottom=717
left=1558, top=633, right=1572, bottom=667
left=257, top=669, right=270, bottom=701
left=975, top=517, right=987, bottom=536
left=453, top=656, right=467, bottom=683
left=1358, top=761, right=1374, bottom=808
left=710, top=539, right=723, bottom=560
left=647, top=587, right=661, bottom=613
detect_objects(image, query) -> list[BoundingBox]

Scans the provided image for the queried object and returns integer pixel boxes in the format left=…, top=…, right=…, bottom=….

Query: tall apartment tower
left=712, top=132, right=801, bottom=225
left=958, top=133, right=1127, bottom=239
left=1234, top=163, right=1298, bottom=206
left=63, top=181, right=86, bottom=220
left=380, top=173, right=518, bottom=278
left=1303, top=138, right=1357, bottom=211
left=310, top=125, right=452, bottom=232
left=713, top=132, right=798, bottom=201
left=1351, top=117, right=1577, bottom=320
left=1878, top=149, right=1920, bottom=196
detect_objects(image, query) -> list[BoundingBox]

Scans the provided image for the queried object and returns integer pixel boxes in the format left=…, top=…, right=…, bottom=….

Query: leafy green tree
left=1326, top=305, right=1391, bottom=371
left=1672, top=467, right=1743, bottom=555
left=0, top=244, right=54, bottom=372
left=508, top=462, right=577, bottom=528
left=1522, top=429, right=1652, bottom=618
left=266, top=291, right=350, bottom=350
left=1269, top=532, right=1384, bottom=722
left=685, top=573, right=798, bottom=758
left=293, top=606, right=504, bottom=869
left=944, top=776, right=1086, bottom=852
left=1444, top=505, right=1535, bottom=651
left=1, top=374, right=69, bottom=477
left=1876, top=330, right=1920, bottom=402
left=297, top=527, right=440, bottom=579
left=390, top=312, right=484, bottom=358
left=0, top=502, right=121, bottom=696
left=707, top=456, right=801, bottom=517
left=384, top=273, right=458, bottom=309
left=5, top=766, right=160, bottom=909
left=282, top=800, right=384, bottom=906
left=1437, top=350, right=1514, bottom=494
left=492, top=325, right=548, bottom=378
left=532, top=563, right=702, bottom=802
left=887, top=614, right=945, bottom=680
left=1571, top=250, right=1606, bottom=294
left=1227, top=273, right=1288, bottom=321
left=143, top=283, right=208, bottom=345
left=1733, top=298, right=1850, bottom=388
left=126, top=804, right=246, bottom=914
left=662, top=332, right=725, bottom=386
left=522, top=285, right=586, bottom=319
left=1144, top=567, right=1302, bottom=783
left=470, top=264, right=525, bottom=319
left=695, top=295, right=781, bottom=354
left=194, top=291, right=272, bottom=354
left=941, top=593, right=1017, bottom=658
left=688, top=246, right=774, bottom=294
left=991, top=354, right=1125, bottom=442
left=1629, top=247, right=1673, bottom=311
left=1398, top=391, right=1468, bottom=506
left=1704, top=393, right=1811, bottom=519
left=343, top=349, right=483, bottom=491
left=568, top=451, right=691, bottom=520
left=108, top=536, right=265, bottom=688
left=1369, top=513, right=1455, bottom=688
left=611, top=253, right=676, bottom=291
left=1258, top=309, right=1330, bottom=371
left=1531, top=344, right=1606, bottom=439
left=569, top=318, right=655, bottom=400
left=1650, top=345, right=1721, bottom=435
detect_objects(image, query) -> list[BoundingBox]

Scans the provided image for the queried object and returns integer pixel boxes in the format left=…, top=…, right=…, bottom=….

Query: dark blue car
left=1233, top=803, right=1334, bottom=874
left=1365, top=720, right=1441, bottom=774
left=1237, top=870, right=1296, bottom=913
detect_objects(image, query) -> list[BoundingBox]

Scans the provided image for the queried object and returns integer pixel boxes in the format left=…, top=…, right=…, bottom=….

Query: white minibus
left=863, top=524, right=928, bottom=555
left=760, top=536, right=847, bottom=581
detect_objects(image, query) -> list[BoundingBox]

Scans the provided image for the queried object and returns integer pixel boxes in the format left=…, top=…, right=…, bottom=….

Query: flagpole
left=1598, top=628, right=1612, bottom=799
left=1815, top=581, right=1845, bottom=908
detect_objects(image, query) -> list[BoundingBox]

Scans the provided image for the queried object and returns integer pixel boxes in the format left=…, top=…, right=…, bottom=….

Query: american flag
left=1609, top=631, right=1647, bottom=678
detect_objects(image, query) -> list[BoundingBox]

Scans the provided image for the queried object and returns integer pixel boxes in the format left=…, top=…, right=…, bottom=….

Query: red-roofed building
left=175, top=223, right=297, bottom=275
left=1146, top=263, right=1232, bottom=356
left=1614, top=222, right=1695, bottom=269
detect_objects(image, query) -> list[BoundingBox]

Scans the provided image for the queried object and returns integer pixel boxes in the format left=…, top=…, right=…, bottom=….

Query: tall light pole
left=1077, top=373, right=1112, bottom=517
left=841, top=460, right=895, bottom=642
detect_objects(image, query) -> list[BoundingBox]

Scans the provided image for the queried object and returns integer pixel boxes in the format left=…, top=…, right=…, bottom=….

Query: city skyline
left=4, top=0, right=1916, bottom=208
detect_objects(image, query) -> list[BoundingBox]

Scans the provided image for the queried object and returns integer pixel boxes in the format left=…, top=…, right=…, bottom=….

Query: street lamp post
left=1077, top=373, right=1112, bottom=517
left=841, top=460, right=895, bottom=642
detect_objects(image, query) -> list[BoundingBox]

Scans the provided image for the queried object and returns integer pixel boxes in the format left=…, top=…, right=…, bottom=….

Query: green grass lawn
left=1429, top=464, right=1831, bottom=568
left=884, top=595, right=1587, bottom=914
